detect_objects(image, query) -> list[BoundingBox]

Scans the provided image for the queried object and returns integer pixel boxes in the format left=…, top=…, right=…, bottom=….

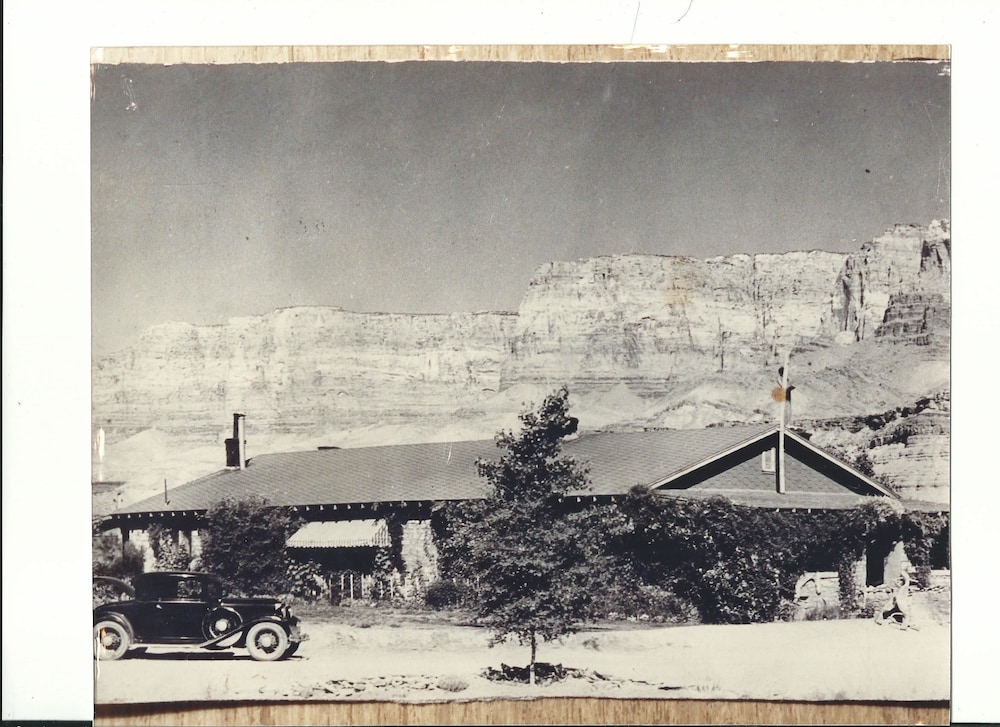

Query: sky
left=91, top=60, right=950, bottom=353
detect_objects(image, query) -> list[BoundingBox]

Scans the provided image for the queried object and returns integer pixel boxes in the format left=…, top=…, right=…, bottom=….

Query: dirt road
left=94, top=618, right=949, bottom=704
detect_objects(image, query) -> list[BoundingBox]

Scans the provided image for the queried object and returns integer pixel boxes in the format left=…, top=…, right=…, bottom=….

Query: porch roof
left=286, top=519, right=391, bottom=549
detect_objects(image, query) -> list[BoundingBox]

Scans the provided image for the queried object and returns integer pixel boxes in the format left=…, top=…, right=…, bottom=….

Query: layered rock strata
left=92, top=220, right=950, bottom=499
left=92, top=307, right=517, bottom=442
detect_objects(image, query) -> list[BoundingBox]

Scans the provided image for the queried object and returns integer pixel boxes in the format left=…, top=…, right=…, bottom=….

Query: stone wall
left=399, top=520, right=440, bottom=598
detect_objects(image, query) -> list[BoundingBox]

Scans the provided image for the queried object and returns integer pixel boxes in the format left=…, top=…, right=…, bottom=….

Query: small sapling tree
left=452, top=387, right=601, bottom=684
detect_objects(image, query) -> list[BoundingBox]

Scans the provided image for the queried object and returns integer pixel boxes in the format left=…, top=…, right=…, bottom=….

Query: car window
left=202, top=577, right=224, bottom=600
left=136, top=578, right=169, bottom=601
left=176, top=579, right=203, bottom=600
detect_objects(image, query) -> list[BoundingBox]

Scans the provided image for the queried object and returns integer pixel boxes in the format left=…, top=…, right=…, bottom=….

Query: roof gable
left=649, top=428, right=898, bottom=505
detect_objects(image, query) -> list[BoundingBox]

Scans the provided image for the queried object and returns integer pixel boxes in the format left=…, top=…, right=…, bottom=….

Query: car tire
left=245, top=622, right=289, bottom=662
left=94, top=620, right=131, bottom=661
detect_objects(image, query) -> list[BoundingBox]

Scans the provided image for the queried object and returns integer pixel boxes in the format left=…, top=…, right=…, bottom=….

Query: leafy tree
left=199, top=496, right=321, bottom=598
left=449, top=387, right=604, bottom=684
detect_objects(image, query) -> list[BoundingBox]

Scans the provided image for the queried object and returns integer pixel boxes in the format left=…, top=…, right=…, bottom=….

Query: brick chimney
left=225, top=413, right=247, bottom=469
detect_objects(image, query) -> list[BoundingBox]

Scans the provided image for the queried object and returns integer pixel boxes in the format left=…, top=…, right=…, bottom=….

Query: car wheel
left=245, top=622, right=289, bottom=662
left=203, top=607, right=243, bottom=639
left=94, top=620, right=131, bottom=661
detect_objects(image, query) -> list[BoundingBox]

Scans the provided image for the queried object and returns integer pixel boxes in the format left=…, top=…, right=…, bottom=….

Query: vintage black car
left=93, top=571, right=306, bottom=661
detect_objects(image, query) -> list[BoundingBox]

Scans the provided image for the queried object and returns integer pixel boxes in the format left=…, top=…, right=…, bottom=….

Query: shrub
left=777, top=599, right=799, bottom=622
left=281, top=561, right=325, bottom=600
left=93, top=532, right=145, bottom=582
left=437, top=675, right=469, bottom=693
left=616, top=491, right=795, bottom=624
left=199, top=496, right=322, bottom=600
left=147, top=523, right=192, bottom=571
left=591, top=577, right=697, bottom=624
left=900, top=511, right=948, bottom=589
left=405, top=563, right=430, bottom=601
left=612, top=489, right=942, bottom=625
left=370, top=547, right=400, bottom=602
left=425, top=580, right=461, bottom=610
left=808, top=600, right=842, bottom=621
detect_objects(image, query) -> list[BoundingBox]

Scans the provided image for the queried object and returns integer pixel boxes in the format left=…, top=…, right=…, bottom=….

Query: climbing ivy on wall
left=435, top=487, right=949, bottom=624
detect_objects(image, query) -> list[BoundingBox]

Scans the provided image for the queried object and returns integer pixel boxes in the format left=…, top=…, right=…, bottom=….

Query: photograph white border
left=3, top=1, right=997, bottom=722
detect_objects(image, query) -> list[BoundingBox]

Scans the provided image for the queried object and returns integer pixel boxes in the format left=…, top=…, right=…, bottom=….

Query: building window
left=761, top=448, right=776, bottom=473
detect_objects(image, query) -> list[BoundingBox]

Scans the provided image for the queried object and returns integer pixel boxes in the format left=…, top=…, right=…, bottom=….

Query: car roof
left=134, top=571, right=223, bottom=584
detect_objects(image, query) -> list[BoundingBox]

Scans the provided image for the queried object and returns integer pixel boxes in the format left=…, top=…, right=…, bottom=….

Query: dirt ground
left=94, top=616, right=949, bottom=705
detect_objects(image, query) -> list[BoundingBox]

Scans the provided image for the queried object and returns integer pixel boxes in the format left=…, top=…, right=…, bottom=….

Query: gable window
left=761, top=448, right=776, bottom=473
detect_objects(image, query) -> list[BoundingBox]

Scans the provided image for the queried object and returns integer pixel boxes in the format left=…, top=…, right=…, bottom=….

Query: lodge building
left=97, top=413, right=948, bottom=602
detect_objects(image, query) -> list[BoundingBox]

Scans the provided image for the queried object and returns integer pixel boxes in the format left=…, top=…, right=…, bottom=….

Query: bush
left=611, top=490, right=945, bottom=625
left=437, top=675, right=469, bottom=693
left=900, top=511, right=948, bottom=589
left=425, top=580, right=462, bottom=610
left=282, top=561, right=325, bottom=600
left=780, top=595, right=842, bottom=622
left=147, top=523, right=192, bottom=571
left=370, top=547, right=401, bottom=602
left=591, top=577, right=697, bottom=623
left=199, top=496, right=322, bottom=600
left=615, top=492, right=795, bottom=624
left=93, top=532, right=145, bottom=582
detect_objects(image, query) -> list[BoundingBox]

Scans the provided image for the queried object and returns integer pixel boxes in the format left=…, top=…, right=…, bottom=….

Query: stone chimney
left=225, top=413, right=247, bottom=469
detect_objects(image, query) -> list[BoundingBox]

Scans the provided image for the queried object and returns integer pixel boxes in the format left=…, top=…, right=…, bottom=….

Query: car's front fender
left=198, top=615, right=293, bottom=649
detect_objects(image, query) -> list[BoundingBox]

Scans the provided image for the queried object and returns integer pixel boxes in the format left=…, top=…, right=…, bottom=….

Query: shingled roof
left=105, top=422, right=923, bottom=526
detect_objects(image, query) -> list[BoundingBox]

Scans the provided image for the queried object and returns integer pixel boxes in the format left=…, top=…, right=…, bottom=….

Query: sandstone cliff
left=837, top=219, right=950, bottom=342
left=93, top=307, right=517, bottom=442
left=805, top=392, right=950, bottom=504
left=504, top=250, right=846, bottom=394
left=92, top=220, right=950, bottom=505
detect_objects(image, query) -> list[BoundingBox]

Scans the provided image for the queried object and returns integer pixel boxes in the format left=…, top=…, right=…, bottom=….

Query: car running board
left=198, top=621, right=309, bottom=649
